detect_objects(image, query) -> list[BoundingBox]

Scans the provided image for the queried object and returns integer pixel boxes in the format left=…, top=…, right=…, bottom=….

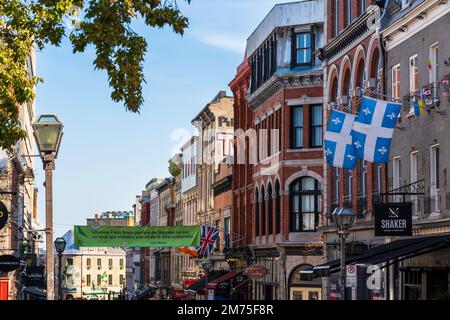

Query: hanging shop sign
left=0, top=201, right=9, bottom=230
left=23, top=266, right=45, bottom=288
left=74, top=225, right=200, bottom=248
left=374, top=202, right=412, bottom=236
left=0, top=255, right=20, bottom=272
left=243, top=265, right=268, bottom=278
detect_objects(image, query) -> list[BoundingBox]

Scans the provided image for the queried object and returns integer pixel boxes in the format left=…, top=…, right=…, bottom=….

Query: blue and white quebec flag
left=351, top=96, right=401, bottom=163
left=324, top=110, right=357, bottom=169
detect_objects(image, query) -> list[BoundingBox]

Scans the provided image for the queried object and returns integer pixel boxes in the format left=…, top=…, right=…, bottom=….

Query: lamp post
left=333, top=208, right=356, bottom=300
left=202, top=258, right=213, bottom=301
left=33, top=115, right=63, bottom=300
left=54, top=237, right=67, bottom=300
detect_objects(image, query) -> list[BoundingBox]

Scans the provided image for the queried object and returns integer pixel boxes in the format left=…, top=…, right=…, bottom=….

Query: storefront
left=301, top=234, right=450, bottom=300
left=207, top=271, right=250, bottom=300
left=184, top=271, right=226, bottom=300
left=288, top=264, right=322, bottom=300
left=253, top=256, right=279, bottom=301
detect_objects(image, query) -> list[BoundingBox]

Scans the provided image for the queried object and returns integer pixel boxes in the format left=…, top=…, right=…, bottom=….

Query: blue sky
left=34, top=0, right=289, bottom=237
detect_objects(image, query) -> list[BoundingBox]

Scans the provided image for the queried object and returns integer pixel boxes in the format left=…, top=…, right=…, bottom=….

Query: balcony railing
left=402, top=75, right=450, bottom=114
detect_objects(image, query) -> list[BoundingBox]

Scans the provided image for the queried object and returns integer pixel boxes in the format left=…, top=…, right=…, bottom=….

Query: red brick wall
left=324, top=6, right=386, bottom=221
left=229, top=61, right=253, bottom=247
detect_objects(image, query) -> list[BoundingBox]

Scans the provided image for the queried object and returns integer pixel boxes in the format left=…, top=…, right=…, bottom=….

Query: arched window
left=261, top=186, right=266, bottom=235
left=369, top=48, right=381, bottom=97
left=342, top=68, right=352, bottom=100
left=290, top=177, right=321, bottom=232
left=268, top=183, right=273, bottom=235
left=330, top=75, right=338, bottom=103
left=255, top=190, right=260, bottom=237
left=356, top=58, right=365, bottom=92
left=275, top=181, right=281, bottom=234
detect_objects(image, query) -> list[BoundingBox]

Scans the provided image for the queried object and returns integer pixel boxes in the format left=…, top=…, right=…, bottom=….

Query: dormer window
left=293, top=32, right=314, bottom=67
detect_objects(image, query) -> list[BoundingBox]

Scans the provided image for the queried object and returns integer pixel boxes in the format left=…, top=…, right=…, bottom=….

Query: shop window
left=404, top=270, right=422, bottom=300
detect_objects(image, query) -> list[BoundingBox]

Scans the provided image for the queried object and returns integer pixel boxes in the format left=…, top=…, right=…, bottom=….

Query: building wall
left=181, top=137, right=200, bottom=281
left=0, top=48, right=39, bottom=300
left=61, top=247, right=126, bottom=300
left=385, top=2, right=450, bottom=229
left=230, top=61, right=254, bottom=248
left=230, top=0, right=326, bottom=300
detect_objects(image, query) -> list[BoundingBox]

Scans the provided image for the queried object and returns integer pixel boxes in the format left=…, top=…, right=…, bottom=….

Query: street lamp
left=333, top=207, right=356, bottom=300
left=33, top=114, right=64, bottom=301
left=54, top=237, right=67, bottom=300
left=202, top=258, right=213, bottom=301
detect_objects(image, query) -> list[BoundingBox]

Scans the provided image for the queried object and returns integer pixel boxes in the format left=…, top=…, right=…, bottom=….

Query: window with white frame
left=429, top=42, right=439, bottom=84
left=410, top=151, right=418, bottom=215
left=392, top=64, right=401, bottom=101
left=430, top=144, right=440, bottom=212
left=409, top=54, right=419, bottom=94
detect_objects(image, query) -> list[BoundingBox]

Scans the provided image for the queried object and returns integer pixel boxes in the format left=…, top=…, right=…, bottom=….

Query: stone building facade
left=383, top=0, right=450, bottom=300
left=180, top=137, right=200, bottom=282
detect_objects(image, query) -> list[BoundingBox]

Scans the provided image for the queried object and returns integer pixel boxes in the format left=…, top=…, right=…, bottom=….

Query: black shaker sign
left=375, top=202, right=412, bottom=236
left=0, top=255, right=20, bottom=272
left=0, top=201, right=8, bottom=230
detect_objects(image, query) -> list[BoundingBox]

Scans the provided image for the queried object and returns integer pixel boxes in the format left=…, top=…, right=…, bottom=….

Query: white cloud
left=192, top=31, right=246, bottom=55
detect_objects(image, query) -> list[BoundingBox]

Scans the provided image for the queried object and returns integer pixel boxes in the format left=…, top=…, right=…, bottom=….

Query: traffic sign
left=346, top=265, right=357, bottom=288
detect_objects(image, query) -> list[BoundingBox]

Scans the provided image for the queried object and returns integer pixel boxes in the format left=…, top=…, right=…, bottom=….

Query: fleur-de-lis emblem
left=354, top=141, right=363, bottom=149
left=362, top=108, right=371, bottom=116
left=325, top=148, right=333, bottom=156
left=347, top=154, right=356, bottom=161
left=331, top=117, right=342, bottom=125
left=386, top=112, right=396, bottom=120
left=378, top=146, right=388, bottom=155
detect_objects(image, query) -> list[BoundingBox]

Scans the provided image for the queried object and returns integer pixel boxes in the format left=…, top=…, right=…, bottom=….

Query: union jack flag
left=196, top=224, right=220, bottom=257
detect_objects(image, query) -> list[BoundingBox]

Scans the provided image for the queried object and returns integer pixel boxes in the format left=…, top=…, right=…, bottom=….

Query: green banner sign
left=74, top=225, right=200, bottom=248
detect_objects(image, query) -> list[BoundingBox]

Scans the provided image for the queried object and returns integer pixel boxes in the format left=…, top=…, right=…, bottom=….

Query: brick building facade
left=316, top=0, right=390, bottom=300
left=230, top=1, right=326, bottom=300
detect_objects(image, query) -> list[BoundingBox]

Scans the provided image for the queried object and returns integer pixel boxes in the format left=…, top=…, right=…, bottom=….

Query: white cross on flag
left=351, top=96, right=401, bottom=163
left=324, top=110, right=357, bottom=169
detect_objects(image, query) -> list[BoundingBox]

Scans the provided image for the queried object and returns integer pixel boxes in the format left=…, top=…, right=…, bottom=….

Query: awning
left=208, top=271, right=241, bottom=289
left=22, top=287, right=47, bottom=298
left=301, top=234, right=450, bottom=280
left=232, top=278, right=250, bottom=292
left=133, top=287, right=155, bottom=300
left=184, top=271, right=226, bottom=293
